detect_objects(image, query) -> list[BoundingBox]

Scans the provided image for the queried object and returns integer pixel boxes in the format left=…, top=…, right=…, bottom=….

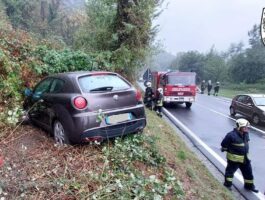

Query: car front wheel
left=252, top=114, right=260, bottom=125
left=230, top=107, right=236, bottom=116
left=185, top=102, right=192, bottom=108
left=53, top=120, right=70, bottom=145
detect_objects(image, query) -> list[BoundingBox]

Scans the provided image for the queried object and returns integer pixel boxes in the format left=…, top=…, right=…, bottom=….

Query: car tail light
left=73, top=96, right=87, bottom=109
left=136, top=90, right=142, bottom=101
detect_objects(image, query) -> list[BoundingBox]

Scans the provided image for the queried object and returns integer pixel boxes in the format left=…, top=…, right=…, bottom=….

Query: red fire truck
left=151, top=71, right=196, bottom=108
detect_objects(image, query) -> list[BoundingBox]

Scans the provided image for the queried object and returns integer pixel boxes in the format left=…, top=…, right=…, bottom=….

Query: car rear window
left=78, top=74, right=131, bottom=93
left=253, top=97, right=265, bottom=106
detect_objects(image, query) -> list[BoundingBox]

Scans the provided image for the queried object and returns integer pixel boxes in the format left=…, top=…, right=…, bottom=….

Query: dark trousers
left=155, top=106, right=162, bottom=117
left=224, top=160, right=255, bottom=189
left=207, top=86, right=212, bottom=95
left=145, top=100, right=153, bottom=110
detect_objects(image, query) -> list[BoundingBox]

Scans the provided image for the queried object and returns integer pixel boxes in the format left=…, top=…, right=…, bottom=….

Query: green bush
left=32, top=46, right=114, bottom=75
left=88, top=134, right=184, bottom=199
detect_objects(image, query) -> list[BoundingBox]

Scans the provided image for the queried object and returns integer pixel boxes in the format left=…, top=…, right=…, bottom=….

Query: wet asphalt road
left=165, top=93, right=265, bottom=192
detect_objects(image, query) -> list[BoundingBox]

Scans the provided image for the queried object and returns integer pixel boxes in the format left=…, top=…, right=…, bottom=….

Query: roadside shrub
left=32, top=46, right=114, bottom=75
left=88, top=134, right=184, bottom=199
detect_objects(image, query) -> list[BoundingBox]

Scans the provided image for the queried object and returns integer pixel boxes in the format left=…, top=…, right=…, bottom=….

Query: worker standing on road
left=155, top=88, right=163, bottom=117
left=213, top=81, right=220, bottom=96
left=144, top=81, right=154, bottom=110
left=207, top=80, right=212, bottom=95
left=221, top=118, right=259, bottom=193
left=201, top=80, right=206, bottom=94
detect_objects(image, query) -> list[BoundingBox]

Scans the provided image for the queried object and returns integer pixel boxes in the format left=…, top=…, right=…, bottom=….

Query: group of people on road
left=201, top=80, right=220, bottom=96
left=144, top=81, right=163, bottom=117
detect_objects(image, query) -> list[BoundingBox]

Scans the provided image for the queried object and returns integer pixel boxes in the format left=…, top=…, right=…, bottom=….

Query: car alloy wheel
left=53, top=120, right=69, bottom=145
left=230, top=107, right=236, bottom=116
left=252, top=114, right=260, bottom=125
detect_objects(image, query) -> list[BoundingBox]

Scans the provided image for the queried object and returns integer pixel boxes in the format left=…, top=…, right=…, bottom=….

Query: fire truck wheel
left=185, top=102, right=192, bottom=108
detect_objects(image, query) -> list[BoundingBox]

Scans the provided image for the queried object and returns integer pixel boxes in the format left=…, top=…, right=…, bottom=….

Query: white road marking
left=196, top=102, right=265, bottom=135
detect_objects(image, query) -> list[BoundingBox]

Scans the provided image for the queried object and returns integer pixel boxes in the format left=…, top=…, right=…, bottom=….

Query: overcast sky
left=155, top=0, right=265, bottom=54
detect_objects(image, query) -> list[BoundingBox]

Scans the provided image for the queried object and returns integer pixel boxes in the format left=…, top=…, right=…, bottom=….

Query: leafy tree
left=229, top=25, right=265, bottom=83
left=171, top=51, right=205, bottom=82
left=2, top=0, right=39, bottom=30
left=2, top=0, right=85, bottom=45
left=75, top=0, right=163, bottom=79
left=204, top=48, right=227, bottom=83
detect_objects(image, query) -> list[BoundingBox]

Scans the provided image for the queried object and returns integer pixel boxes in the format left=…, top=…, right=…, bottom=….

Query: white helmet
left=157, top=88, right=163, bottom=93
left=146, top=82, right=151, bottom=87
left=236, top=118, right=250, bottom=129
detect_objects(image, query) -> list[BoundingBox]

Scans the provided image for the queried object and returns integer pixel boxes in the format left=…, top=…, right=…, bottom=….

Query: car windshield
left=253, top=97, right=265, bottom=106
left=78, top=74, right=130, bottom=93
left=167, top=75, right=195, bottom=85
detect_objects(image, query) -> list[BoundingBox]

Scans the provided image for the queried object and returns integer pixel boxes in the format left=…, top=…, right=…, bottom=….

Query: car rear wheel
left=230, top=107, right=236, bottom=116
left=53, top=120, right=70, bottom=145
left=252, top=114, right=260, bottom=125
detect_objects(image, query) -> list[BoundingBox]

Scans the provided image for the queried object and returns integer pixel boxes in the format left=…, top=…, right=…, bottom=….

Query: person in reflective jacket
left=221, top=118, right=259, bottom=193
left=155, top=88, right=163, bottom=117
left=144, top=82, right=154, bottom=110
left=207, top=80, right=212, bottom=95
left=213, top=81, right=220, bottom=96
left=201, top=80, right=206, bottom=94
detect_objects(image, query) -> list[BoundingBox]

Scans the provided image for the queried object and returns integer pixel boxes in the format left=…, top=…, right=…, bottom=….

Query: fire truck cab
left=151, top=71, right=196, bottom=108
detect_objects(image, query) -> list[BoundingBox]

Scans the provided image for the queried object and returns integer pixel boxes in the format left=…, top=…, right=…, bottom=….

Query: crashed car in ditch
left=23, top=71, right=146, bottom=144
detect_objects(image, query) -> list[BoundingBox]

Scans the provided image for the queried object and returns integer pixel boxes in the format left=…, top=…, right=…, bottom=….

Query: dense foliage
left=1, top=0, right=86, bottom=45
left=75, top=0, right=163, bottom=79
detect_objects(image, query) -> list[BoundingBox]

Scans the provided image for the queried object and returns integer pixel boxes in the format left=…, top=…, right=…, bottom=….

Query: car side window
left=237, top=95, right=247, bottom=103
left=50, top=79, right=65, bottom=93
left=34, top=78, right=53, bottom=95
left=245, top=96, right=253, bottom=105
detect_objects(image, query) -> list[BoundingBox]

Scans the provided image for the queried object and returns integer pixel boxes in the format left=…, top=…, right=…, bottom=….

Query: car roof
left=238, top=94, right=265, bottom=98
left=49, top=71, right=118, bottom=79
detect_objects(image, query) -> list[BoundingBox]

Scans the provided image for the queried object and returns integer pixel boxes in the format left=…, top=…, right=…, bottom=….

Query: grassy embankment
left=219, top=84, right=265, bottom=98
left=0, top=110, right=234, bottom=200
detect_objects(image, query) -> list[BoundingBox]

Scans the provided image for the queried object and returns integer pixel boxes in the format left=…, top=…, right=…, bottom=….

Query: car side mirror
left=24, top=88, right=32, bottom=97
left=33, top=91, right=43, bottom=100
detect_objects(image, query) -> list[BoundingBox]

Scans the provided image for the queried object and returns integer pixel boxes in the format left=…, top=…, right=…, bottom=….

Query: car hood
left=257, top=106, right=265, bottom=111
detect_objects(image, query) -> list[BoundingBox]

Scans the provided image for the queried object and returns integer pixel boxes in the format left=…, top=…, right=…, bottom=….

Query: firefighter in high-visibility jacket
left=155, top=88, right=163, bottom=117
left=221, top=118, right=259, bottom=193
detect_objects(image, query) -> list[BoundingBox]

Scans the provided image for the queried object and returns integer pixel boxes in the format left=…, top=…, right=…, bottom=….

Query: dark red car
left=229, top=94, right=265, bottom=125
left=24, top=71, right=146, bottom=144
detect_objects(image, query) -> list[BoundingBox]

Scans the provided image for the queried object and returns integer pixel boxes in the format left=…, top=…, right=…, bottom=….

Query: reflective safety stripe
left=227, top=152, right=244, bottom=163
left=226, top=177, right=233, bottom=182
left=157, top=100, right=163, bottom=106
left=244, top=179, right=254, bottom=184
left=231, top=143, right=245, bottom=147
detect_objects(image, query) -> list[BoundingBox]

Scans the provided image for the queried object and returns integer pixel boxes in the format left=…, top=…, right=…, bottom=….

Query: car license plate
left=106, top=113, right=132, bottom=124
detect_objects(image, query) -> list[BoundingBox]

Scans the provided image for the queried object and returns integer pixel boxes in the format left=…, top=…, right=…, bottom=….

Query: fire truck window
left=168, top=75, right=195, bottom=85
left=160, top=76, right=166, bottom=85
